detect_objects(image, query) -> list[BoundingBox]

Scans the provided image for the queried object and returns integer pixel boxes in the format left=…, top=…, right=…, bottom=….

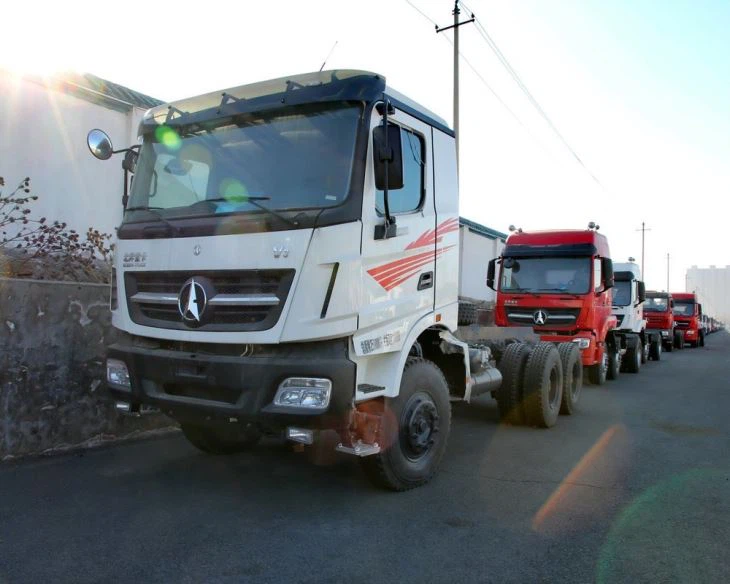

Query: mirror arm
left=122, top=167, right=130, bottom=208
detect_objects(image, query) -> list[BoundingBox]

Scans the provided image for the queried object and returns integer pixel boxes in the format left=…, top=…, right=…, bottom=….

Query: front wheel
left=588, top=349, right=608, bottom=385
left=699, top=332, right=705, bottom=347
left=623, top=337, right=641, bottom=373
left=607, top=346, right=621, bottom=380
left=649, top=337, right=662, bottom=361
left=361, top=358, right=451, bottom=491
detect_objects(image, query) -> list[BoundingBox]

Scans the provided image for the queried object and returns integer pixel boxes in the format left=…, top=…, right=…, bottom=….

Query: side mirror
left=637, top=281, right=646, bottom=303
left=601, top=257, right=614, bottom=290
left=87, top=129, right=113, bottom=160
left=487, top=258, right=497, bottom=290
left=373, top=124, right=403, bottom=191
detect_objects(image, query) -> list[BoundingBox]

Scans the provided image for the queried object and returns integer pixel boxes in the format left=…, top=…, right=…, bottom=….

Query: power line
left=460, top=0, right=602, bottom=187
left=403, top=0, right=555, bottom=160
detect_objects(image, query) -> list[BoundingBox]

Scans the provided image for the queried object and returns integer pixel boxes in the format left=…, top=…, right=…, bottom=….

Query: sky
left=1, top=0, right=728, bottom=292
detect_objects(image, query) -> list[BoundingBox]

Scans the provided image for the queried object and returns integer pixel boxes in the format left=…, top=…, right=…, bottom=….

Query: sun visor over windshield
left=502, top=243, right=597, bottom=258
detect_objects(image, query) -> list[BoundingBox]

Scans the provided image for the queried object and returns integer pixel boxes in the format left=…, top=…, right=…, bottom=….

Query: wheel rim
left=400, top=392, right=440, bottom=461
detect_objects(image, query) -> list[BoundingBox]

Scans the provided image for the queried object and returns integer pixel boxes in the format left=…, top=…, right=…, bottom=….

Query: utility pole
left=636, top=222, right=651, bottom=279
left=666, top=253, right=670, bottom=292
left=436, top=1, right=474, bottom=174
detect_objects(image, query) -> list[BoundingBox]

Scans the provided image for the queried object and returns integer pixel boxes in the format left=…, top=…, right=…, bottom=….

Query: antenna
left=319, top=41, right=339, bottom=72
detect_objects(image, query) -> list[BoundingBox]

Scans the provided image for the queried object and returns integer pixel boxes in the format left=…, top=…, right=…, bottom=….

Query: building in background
left=0, top=69, right=163, bottom=237
left=685, top=265, right=730, bottom=324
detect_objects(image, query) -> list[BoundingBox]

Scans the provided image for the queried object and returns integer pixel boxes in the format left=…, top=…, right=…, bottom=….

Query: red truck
left=488, top=226, right=621, bottom=391
left=671, top=292, right=705, bottom=348
left=644, top=291, right=683, bottom=351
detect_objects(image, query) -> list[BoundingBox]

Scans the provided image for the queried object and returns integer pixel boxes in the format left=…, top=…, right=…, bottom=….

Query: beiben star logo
left=178, top=278, right=207, bottom=324
left=533, top=310, right=548, bottom=326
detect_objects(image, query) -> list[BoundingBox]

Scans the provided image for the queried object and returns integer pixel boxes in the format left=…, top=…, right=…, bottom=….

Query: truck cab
left=672, top=292, right=704, bottom=348
left=644, top=291, right=681, bottom=351
left=611, top=261, right=658, bottom=368
left=489, top=226, right=619, bottom=385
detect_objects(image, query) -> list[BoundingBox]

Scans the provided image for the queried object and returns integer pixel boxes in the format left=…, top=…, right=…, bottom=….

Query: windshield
left=126, top=104, right=361, bottom=220
left=644, top=297, right=669, bottom=312
left=673, top=301, right=695, bottom=316
left=612, top=280, right=632, bottom=306
left=500, top=256, right=591, bottom=294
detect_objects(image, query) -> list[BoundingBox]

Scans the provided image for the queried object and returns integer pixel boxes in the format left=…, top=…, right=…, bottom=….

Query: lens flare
left=155, top=126, right=181, bottom=151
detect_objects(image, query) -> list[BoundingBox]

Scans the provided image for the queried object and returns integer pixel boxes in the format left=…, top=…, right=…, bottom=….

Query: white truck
left=610, top=261, right=660, bottom=370
left=87, top=70, right=575, bottom=491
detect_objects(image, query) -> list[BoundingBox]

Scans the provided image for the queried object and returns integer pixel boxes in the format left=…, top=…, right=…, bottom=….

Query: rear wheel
left=522, top=343, right=563, bottom=428
left=181, top=424, right=261, bottom=455
left=361, top=359, right=451, bottom=491
left=558, top=342, right=582, bottom=415
left=495, top=343, right=531, bottom=425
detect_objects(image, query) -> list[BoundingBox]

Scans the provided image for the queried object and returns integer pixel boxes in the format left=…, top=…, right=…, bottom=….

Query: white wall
left=458, top=226, right=505, bottom=303
left=685, top=266, right=730, bottom=324
left=0, top=73, right=146, bottom=238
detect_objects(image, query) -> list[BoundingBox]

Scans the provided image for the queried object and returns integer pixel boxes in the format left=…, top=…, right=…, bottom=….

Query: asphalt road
left=2, top=334, right=729, bottom=584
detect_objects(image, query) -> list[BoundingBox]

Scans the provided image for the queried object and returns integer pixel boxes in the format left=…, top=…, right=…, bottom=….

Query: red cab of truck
left=644, top=291, right=680, bottom=351
left=488, top=227, right=618, bottom=384
left=671, top=292, right=705, bottom=347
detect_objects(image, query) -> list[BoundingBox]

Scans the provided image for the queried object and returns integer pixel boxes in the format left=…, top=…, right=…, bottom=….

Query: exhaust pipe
left=115, top=402, right=158, bottom=417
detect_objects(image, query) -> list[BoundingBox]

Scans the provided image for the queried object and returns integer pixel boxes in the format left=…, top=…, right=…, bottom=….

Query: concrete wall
left=0, top=277, right=171, bottom=460
left=459, top=226, right=505, bottom=303
left=0, top=72, right=145, bottom=237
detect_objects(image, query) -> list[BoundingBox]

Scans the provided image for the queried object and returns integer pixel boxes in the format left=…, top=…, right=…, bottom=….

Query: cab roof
left=504, top=229, right=610, bottom=258
left=140, top=69, right=452, bottom=136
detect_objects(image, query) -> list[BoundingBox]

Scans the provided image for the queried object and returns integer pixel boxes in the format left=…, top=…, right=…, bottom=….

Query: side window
left=593, top=258, right=602, bottom=292
left=375, top=126, right=424, bottom=214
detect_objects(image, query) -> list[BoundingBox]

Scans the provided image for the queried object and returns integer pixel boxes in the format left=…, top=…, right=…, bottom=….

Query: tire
left=558, top=342, right=582, bottom=415
left=640, top=338, right=649, bottom=364
left=181, top=423, right=261, bottom=455
left=664, top=337, right=673, bottom=352
left=522, top=342, right=563, bottom=428
left=699, top=332, right=705, bottom=347
left=588, top=348, right=608, bottom=385
left=360, top=358, right=451, bottom=491
left=674, top=330, right=684, bottom=350
left=458, top=302, right=478, bottom=326
left=607, top=345, right=621, bottom=380
left=649, top=337, right=662, bottom=361
left=495, top=342, right=530, bottom=425
left=623, top=336, right=641, bottom=373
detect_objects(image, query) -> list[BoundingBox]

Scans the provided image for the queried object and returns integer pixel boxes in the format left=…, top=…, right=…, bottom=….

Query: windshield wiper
left=204, top=196, right=300, bottom=228
left=124, top=206, right=180, bottom=234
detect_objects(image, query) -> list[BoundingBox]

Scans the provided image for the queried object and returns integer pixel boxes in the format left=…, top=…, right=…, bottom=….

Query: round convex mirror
left=87, top=129, right=113, bottom=160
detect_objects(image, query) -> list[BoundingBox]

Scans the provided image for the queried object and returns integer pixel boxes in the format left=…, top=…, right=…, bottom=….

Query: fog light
left=107, top=358, right=131, bottom=389
left=572, top=338, right=591, bottom=350
left=273, top=378, right=331, bottom=410
left=286, top=427, right=314, bottom=445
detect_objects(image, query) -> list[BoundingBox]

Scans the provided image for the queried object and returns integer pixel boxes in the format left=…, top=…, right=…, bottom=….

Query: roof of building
left=459, top=217, right=507, bottom=241
left=5, top=69, right=165, bottom=113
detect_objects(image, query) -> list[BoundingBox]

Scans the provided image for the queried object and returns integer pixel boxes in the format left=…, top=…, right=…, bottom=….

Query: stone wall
left=0, top=277, right=172, bottom=460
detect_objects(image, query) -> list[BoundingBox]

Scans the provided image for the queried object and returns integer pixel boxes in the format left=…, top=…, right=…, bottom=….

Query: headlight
left=572, top=338, right=591, bottom=350
left=107, top=358, right=131, bottom=389
left=273, top=378, right=332, bottom=410
left=661, top=330, right=669, bottom=337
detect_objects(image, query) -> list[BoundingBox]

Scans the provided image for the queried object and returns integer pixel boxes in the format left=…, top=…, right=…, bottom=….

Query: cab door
left=359, top=106, right=436, bottom=340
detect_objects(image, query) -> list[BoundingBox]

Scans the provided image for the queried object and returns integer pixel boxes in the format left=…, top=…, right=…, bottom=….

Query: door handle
left=418, top=271, right=434, bottom=291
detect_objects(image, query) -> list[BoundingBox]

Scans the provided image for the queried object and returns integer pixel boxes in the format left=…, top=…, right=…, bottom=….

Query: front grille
left=125, top=269, right=295, bottom=331
left=675, top=321, right=690, bottom=328
left=506, top=307, right=581, bottom=326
